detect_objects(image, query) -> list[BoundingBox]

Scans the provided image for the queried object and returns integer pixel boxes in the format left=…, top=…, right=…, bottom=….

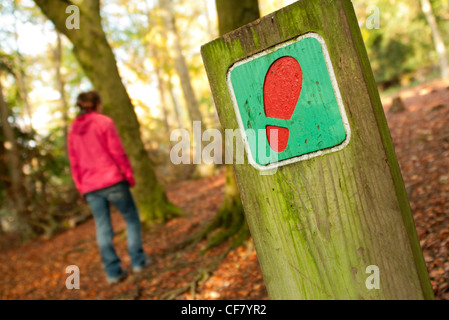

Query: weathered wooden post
left=201, top=0, right=433, bottom=299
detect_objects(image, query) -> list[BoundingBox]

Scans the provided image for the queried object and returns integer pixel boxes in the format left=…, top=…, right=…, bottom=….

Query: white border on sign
left=226, top=32, right=351, bottom=171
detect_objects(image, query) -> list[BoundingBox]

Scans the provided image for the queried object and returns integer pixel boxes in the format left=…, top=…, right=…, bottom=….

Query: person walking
left=67, top=91, right=149, bottom=284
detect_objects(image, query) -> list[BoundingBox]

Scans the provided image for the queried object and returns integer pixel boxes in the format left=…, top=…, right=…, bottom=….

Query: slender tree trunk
left=49, top=30, right=73, bottom=203
left=205, top=0, right=260, bottom=250
left=0, top=78, right=23, bottom=204
left=13, top=1, right=33, bottom=131
left=177, top=0, right=260, bottom=252
left=0, top=129, right=6, bottom=235
left=0, top=75, right=32, bottom=239
left=159, top=0, right=205, bottom=131
left=34, top=0, right=181, bottom=223
left=151, top=45, right=171, bottom=138
left=158, top=0, right=217, bottom=177
left=53, top=31, right=70, bottom=153
left=146, top=7, right=172, bottom=139
left=168, top=77, right=184, bottom=128
left=421, top=0, right=449, bottom=79
left=14, top=63, right=33, bottom=131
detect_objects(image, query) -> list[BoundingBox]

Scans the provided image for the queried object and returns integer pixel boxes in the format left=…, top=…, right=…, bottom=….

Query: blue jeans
left=85, top=181, right=146, bottom=279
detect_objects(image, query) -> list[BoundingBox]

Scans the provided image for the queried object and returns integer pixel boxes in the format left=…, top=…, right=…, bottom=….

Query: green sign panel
left=227, top=33, right=350, bottom=170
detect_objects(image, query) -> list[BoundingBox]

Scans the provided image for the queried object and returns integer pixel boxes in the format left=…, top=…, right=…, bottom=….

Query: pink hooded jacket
left=68, top=111, right=135, bottom=195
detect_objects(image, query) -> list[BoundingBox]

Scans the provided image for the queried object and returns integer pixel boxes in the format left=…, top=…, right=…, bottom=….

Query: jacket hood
left=71, top=112, right=97, bottom=135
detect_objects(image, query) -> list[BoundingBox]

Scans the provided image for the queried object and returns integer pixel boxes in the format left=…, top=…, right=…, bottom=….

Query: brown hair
left=76, top=91, right=102, bottom=111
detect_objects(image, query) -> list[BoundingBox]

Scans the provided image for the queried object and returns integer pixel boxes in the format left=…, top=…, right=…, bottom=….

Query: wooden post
left=201, top=0, right=433, bottom=299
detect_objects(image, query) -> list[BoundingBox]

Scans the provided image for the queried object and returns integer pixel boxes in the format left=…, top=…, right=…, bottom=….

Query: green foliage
left=0, top=53, right=14, bottom=74
left=366, top=34, right=413, bottom=86
left=356, top=0, right=446, bottom=87
left=1, top=93, right=71, bottom=195
left=0, top=100, right=80, bottom=237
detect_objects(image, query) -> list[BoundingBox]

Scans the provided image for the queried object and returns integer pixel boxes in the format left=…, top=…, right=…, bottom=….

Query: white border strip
left=226, top=32, right=351, bottom=171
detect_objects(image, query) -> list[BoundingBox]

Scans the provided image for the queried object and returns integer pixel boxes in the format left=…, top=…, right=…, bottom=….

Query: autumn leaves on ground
left=1, top=79, right=449, bottom=300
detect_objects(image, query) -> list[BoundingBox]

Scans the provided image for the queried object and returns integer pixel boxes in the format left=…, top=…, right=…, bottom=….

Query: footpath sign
left=228, top=33, right=350, bottom=169
left=202, top=0, right=433, bottom=299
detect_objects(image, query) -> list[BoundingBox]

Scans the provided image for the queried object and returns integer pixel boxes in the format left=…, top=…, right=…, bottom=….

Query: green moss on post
left=201, top=0, right=433, bottom=300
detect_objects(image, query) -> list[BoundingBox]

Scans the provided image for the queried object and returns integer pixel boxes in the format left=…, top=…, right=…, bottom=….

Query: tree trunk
left=180, top=0, right=260, bottom=252
left=53, top=31, right=70, bottom=154
left=159, top=0, right=205, bottom=132
left=216, top=0, right=260, bottom=35
left=159, top=0, right=211, bottom=177
left=33, top=0, right=181, bottom=223
left=168, top=76, right=184, bottom=129
left=0, top=75, right=33, bottom=239
left=13, top=63, right=33, bottom=131
left=421, top=0, right=449, bottom=79
left=151, top=45, right=171, bottom=138
left=13, top=2, right=33, bottom=131
left=0, top=77, right=23, bottom=202
left=214, top=0, right=260, bottom=248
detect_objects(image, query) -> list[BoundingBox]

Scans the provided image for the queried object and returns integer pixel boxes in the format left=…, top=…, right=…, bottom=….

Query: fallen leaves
left=384, top=78, right=449, bottom=300
left=0, top=170, right=267, bottom=300
left=0, top=79, right=449, bottom=300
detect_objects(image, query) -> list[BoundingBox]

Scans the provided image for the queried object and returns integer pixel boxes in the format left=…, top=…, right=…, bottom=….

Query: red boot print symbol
left=263, top=56, right=303, bottom=152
